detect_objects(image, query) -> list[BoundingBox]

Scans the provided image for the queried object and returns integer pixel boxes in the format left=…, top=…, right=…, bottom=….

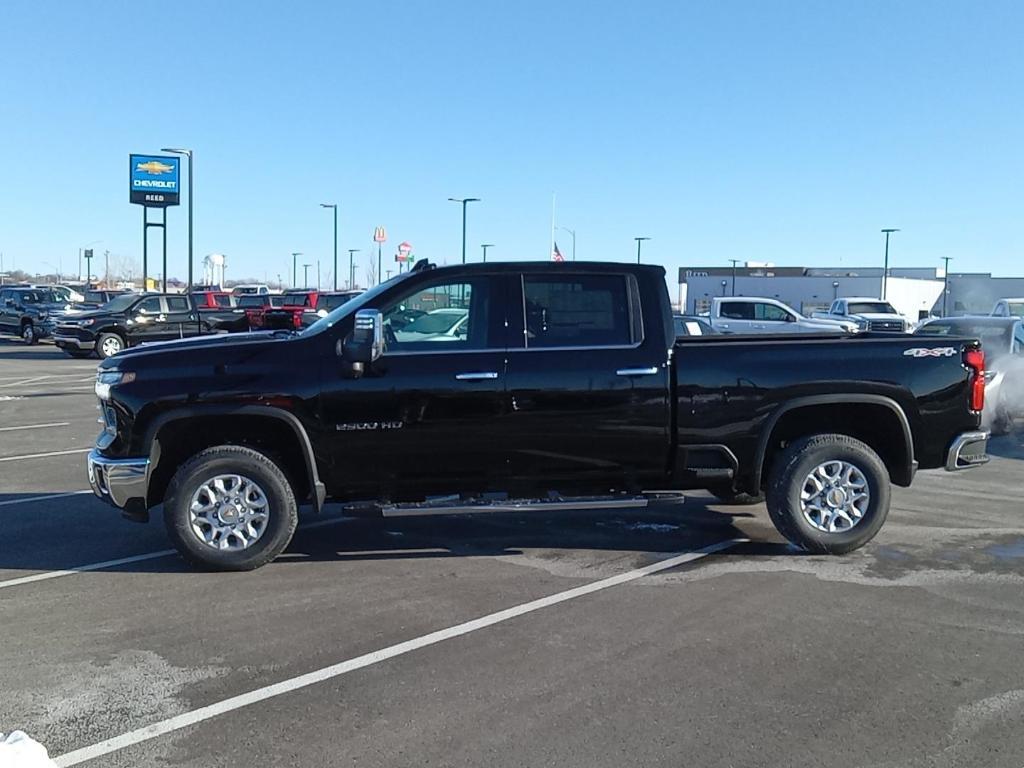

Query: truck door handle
left=616, top=367, right=660, bottom=377
left=455, top=372, right=499, bottom=381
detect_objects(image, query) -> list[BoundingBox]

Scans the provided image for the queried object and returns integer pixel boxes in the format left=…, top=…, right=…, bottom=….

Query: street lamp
left=291, top=252, right=303, bottom=288
left=347, top=249, right=360, bottom=290
left=161, top=148, right=194, bottom=289
left=448, top=197, right=480, bottom=264
left=832, top=280, right=840, bottom=301
left=634, top=236, right=651, bottom=264
left=78, top=240, right=102, bottom=282
left=302, top=263, right=311, bottom=289
left=729, top=259, right=741, bottom=297
left=480, top=243, right=495, bottom=263
left=720, top=280, right=728, bottom=296
left=881, top=228, right=900, bottom=300
left=558, top=226, right=577, bottom=261
left=320, top=203, right=338, bottom=290
left=941, top=256, right=953, bottom=317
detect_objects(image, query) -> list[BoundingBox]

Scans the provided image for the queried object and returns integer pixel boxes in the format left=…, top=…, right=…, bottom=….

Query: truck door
left=0, top=290, right=12, bottom=332
left=318, top=273, right=511, bottom=499
left=165, top=295, right=199, bottom=337
left=124, top=296, right=165, bottom=344
left=715, top=300, right=755, bottom=333
left=502, top=270, right=670, bottom=493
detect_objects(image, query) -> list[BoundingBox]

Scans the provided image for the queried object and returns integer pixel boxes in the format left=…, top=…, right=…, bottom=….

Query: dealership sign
left=129, top=154, right=180, bottom=207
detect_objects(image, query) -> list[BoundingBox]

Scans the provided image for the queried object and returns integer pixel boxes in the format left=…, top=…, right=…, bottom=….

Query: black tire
left=708, top=485, right=765, bottom=505
left=21, top=322, right=38, bottom=345
left=96, top=331, right=125, bottom=359
left=163, top=445, right=299, bottom=571
left=63, top=349, right=94, bottom=359
left=766, top=433, right=890, bottom=555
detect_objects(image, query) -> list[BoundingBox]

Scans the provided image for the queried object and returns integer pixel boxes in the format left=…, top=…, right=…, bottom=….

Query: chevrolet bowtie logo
left=136, top=160, right=175, bottom=174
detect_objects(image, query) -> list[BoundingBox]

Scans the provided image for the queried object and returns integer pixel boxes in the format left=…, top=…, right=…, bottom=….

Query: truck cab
left=708, top=296, right=858, bottom=334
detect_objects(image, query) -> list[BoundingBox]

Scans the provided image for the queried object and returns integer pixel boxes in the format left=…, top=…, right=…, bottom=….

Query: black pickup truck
left=54, top=292, right=206, bottom=359
left=86, top=261, right=989, bottom=570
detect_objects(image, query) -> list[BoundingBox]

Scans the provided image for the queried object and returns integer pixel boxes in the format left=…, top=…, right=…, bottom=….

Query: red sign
left=373, top=226, right=387, bottom=243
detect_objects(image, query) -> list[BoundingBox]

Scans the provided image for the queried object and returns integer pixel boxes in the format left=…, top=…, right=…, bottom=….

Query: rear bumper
left=88, top=448, right=149, bottom=508
left=945, top=431, right=990, bottom=471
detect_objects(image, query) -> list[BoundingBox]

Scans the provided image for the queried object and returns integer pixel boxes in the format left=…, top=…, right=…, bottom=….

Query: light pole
left=302, top=263, right=311, bottom=289
left=720, top=280, right=728, bottom=296
left=558, top=226, right=576, bottom=261
left=729, top=259, right=741, bottom=296
left=78, top=240, right=102, bottom=281
left=448, top=197, right=480, bottom=264
left=317, top=259, right=321, bottom=291
left=291, top=252, right=302, bottom=288
left=320, top=203, right=338, bottom=290
left=347, top=249, right=359, bottom=289
left=481, top=243, right=495, bottom=263
left=161, top=148, right=194, bottom=289
left=941, top=256, right=953, bottom=317
left=832, top=280, right=840, bottom=301
left=634, top=236, right=650, bottom=264
left=881, top=228, right=900, bottom=300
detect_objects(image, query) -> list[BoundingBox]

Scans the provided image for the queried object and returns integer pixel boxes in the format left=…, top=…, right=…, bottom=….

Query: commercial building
left=677, top=264, right=1024, bottom=319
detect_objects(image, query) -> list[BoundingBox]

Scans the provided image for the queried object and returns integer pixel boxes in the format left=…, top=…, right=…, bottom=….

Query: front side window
left=755, top=303, right=790, bottom=322
left=383, top=280, right=490, bottom=351
left=522, top=274, right=634, bottom=348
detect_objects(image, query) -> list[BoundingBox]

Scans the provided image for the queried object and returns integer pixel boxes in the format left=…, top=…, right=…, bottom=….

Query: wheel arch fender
left=754, top=394, right=916, bottom=490
left=144, top=405, right=326, bottom=513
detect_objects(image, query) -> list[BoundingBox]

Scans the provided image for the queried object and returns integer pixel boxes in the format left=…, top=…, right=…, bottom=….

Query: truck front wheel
left=163, top=445, right=299, bottom=571
left=765, top=434, right=890, bottom=554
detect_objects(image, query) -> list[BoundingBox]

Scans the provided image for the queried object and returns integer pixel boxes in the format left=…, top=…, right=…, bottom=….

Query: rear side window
left=720, top=302, right=754, bottom=320
left=522, top=274, right=636, bottom=348
left=166, top=296, right=190, bottom=312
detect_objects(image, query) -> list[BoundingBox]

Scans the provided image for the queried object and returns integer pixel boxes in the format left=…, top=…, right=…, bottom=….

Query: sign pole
left=162, top=207, right=168, bottom=293
left=142, top=208, right=148, bottom=290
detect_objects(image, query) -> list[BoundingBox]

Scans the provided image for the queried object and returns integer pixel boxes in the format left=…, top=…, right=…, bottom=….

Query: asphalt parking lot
left=2, top=340, right=1024, bottom=767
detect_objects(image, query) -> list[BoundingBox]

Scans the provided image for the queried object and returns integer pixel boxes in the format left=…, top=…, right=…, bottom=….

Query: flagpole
left=550, top=192, right=556, bottom=261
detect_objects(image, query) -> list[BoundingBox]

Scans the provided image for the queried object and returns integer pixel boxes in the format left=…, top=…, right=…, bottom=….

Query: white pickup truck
left=992, top=298, right=1024, bottom=318
left=706, top=296, right=858, bottom=334
left=811, top=297, right=909, bottom=332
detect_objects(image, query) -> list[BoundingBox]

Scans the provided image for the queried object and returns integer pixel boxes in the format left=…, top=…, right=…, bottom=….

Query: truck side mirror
left=342, top=309, right=384, bottom=365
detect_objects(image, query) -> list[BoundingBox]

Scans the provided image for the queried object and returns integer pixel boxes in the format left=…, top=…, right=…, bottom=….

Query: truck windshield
left=303, top=273, right=413, bottom=336
left=282, top=293, right=313, bottom=307
left=848, top=301, right=897, bottom=314
left=100, top=294, right=140, bottom=312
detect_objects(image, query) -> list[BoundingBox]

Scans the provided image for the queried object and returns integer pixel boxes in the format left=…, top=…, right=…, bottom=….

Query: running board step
left=343, top=492, right=685, bottom=519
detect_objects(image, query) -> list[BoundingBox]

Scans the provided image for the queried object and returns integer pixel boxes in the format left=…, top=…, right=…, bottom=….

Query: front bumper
left=87, top=448, right=149, bottom=509
left=53, top=333, right=96, bottom=350
left=945, top=431, right=990, bottom=471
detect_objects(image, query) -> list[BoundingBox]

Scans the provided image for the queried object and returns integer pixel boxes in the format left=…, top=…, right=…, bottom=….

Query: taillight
left=293, top=313, right=301, bottom=328
left=964, top=348, right=985, bottom=412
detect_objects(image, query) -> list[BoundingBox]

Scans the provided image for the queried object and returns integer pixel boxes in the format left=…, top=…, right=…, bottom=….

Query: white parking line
left=0, top=550, right=177, bottom=590
left=0, top=490, right=92, bottom=508
left=0, top=421, right=70, bottom=432
left=0, top=448, right=91, bottom=463
left=52, top=538, right=744, bottom=766
left=0, top=375, right=51, bottom=388
left=0, top=514, right=352, bottom=591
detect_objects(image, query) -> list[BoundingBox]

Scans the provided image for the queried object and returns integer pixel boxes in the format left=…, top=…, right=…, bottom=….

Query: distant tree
left=366, top=255, right=378, bottom=287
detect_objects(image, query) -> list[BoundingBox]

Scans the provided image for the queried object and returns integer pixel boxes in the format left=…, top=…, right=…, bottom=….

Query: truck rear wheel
left=765, top=434, right=889, bottom=554
left=163, top=445, right=298, bottom=571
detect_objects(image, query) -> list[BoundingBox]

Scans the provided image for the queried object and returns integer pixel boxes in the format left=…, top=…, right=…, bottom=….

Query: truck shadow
left=279, top=496, right=785, bottom=566
left=0, top=495, right=787, bottom=576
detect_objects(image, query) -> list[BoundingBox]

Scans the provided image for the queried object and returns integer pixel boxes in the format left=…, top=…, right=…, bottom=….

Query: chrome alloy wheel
left=799, top=460, right=870, bottom=533
left=101, top=335, right=122, bottom=357
left=188, top=474, right=270, bottom=551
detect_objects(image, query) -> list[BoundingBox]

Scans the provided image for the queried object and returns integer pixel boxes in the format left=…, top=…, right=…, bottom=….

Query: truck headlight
left=80, top=318, right=96, bottom=327
left=95, top=371, right=136, bottom=400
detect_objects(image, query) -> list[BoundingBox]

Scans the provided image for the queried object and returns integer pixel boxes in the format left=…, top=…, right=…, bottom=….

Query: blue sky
left=1, top=0, right=1022, bottom=286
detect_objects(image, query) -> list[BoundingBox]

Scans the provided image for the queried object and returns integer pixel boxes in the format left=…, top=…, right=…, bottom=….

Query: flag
left=552, top=242, right=565, bottom=262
